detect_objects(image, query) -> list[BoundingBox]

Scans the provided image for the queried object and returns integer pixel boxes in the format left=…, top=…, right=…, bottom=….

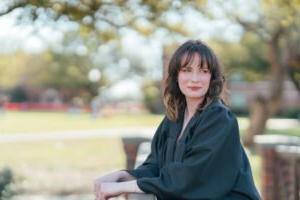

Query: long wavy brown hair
left=163, top=40, right=226, bottom=121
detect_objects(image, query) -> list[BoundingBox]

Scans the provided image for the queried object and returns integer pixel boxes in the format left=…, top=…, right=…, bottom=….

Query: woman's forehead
left=180, top=53, right=208, bottom=68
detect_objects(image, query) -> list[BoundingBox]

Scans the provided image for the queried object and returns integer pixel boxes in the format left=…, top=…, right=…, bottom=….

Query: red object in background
left=4, top=102, right=69, bottom=112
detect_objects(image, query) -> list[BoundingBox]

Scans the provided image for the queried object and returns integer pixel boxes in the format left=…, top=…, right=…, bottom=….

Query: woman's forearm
left=118, top=180, right=144, bottom=194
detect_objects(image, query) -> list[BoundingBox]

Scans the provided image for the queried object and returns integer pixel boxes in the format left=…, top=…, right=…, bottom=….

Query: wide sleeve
left=136, top=106, right=242, bottom=200
left=125, top=117, right=167, bottom=179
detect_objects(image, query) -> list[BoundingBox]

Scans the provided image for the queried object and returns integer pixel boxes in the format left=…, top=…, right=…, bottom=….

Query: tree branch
left=231, top=15, right=267, bottom=40
left=0, top=1, right=27, bottom=17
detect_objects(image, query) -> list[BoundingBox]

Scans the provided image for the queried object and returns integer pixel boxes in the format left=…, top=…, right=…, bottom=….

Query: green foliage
left=0, top=53, right=31, bottom=88
left=9, top=86, right=28, bottom=103
left=0, top=50, right=108, bottom=102
left=43, top=52, right=101, bottom=94
left=210, top=33, right=269, bottom=82
left=261, top=0, right=300, bottom=33
left=0, top=168, right=14, bottom=200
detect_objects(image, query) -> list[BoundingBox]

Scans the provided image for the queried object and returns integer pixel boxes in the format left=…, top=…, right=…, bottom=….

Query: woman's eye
left=181, top=68, right=188, bottom=72
left=201, top=69, right=209, bottom=73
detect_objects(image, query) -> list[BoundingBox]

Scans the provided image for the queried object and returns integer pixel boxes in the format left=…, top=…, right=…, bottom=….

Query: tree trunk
left=244, top=95, right=269, bottom=147
left=244, top=34, right=286, bottom=147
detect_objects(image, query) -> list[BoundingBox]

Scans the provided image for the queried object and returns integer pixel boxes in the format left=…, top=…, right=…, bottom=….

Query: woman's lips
left=188, top=86, right=202, bottom=91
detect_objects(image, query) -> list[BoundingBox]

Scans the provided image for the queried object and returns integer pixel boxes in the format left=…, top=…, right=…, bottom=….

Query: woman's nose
left=191, top=72, right=200, bottom=82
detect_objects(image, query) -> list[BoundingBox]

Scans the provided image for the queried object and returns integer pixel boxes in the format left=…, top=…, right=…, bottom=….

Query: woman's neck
left=185, top=97, right=204, bottom=118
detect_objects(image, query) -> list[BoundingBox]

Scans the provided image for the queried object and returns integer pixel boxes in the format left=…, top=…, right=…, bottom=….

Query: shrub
left=142, top=80, right=164, bottom=114
left=0, top=168, right=14, bottom=200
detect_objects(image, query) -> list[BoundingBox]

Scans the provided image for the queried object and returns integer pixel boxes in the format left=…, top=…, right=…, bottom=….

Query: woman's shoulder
left=208, top=98, right=235, bottom=113
left=206, top=98, right=230, bottom=110
left=190, top=99, right=240, bottom=143
left=196, top=98, right=238, bottom=124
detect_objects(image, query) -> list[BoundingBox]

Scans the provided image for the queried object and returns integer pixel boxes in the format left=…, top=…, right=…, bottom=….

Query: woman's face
left=178, top=53, right=211, bottom=103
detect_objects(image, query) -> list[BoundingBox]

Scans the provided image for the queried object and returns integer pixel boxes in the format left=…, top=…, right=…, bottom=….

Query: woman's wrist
left=116, top=170, right=127, bottom=181
left=118, top=170, right=136, bottom=181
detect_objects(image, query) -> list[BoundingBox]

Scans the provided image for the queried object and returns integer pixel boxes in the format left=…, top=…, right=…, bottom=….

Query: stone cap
left=254, top=134, right=300, bottom=148
left=275, top=145, right=300, bottom=158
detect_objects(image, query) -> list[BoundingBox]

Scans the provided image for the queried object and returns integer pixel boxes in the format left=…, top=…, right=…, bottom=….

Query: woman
left=94, top=40, right=261, bottom=200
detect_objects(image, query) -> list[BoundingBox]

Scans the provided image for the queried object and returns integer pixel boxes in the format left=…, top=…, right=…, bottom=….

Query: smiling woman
left=178, top=54, right=211, bottom=106
left=94, top=40, right=261, bottom=200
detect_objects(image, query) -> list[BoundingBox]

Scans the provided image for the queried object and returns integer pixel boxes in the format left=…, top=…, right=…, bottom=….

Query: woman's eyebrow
left=197, top=64, right=208, bottom=68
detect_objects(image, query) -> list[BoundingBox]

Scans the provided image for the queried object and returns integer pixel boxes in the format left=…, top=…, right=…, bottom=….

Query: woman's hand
left=94, top=171, right=140, bottom=199
left=95, top=182, right=123, bottom=200
left=94, top=180, right=143, bottom=200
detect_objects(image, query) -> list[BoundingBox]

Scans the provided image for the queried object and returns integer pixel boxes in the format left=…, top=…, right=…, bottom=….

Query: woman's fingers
left=95, top=183, right=109, bottom=200
left=94, top=180, right=102, bottom=200
left=95, top=182, right=120, bottom=200
left=101, top=193, right=107, bottom=200
left=94, top=182, right=98, bottom=198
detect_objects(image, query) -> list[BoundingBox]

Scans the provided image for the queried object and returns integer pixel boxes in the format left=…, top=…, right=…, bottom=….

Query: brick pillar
left=259, top=145, right=279, bottom=200
left=254, top=135, right=300, bottom=200
left=276, top=145, right=300, bottom=200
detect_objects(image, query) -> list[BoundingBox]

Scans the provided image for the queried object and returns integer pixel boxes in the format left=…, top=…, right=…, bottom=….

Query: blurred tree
left=0, top=0, right=204, bottom=39
left=210, top=0, right=300, bottom=146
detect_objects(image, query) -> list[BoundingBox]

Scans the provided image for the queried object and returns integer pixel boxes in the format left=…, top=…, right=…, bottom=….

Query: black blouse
left=126, top=99, right=261, bottom=200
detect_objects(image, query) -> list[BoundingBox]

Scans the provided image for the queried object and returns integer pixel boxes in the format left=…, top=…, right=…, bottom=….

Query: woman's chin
left=185, top=95, right=205, bottom=101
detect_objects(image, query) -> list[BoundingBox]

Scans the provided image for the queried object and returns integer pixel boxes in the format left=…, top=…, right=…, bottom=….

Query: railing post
left=121, top=137, right=152, bottom=170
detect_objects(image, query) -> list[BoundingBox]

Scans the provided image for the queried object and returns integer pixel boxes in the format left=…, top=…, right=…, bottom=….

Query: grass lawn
left=0, top=138, right=126, bottom=195
left=0, top=111, right=163, bottom=134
